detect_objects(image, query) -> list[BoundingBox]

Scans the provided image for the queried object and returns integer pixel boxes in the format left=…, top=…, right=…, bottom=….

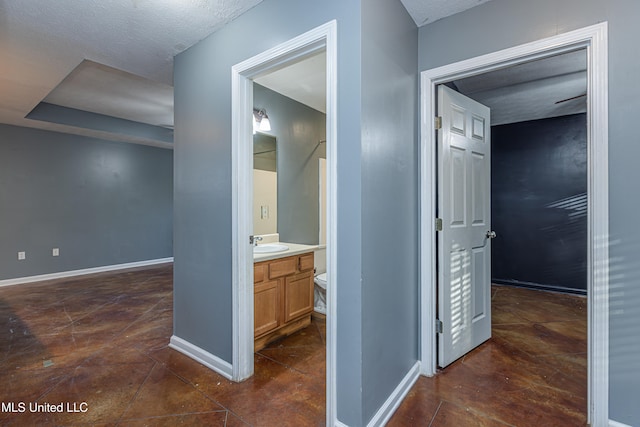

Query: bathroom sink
left=254, top=243, right=289, bottom=254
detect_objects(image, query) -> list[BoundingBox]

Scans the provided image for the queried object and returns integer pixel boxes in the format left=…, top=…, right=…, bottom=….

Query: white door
left=437, top=85, right=493, bottom=367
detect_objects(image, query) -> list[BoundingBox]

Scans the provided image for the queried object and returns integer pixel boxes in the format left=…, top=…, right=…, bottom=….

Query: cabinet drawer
left=254, top=263, right=266, bottom=283
left=269, top=257, right=297, bottom=279
left=298, top=253, right=314, bottom=272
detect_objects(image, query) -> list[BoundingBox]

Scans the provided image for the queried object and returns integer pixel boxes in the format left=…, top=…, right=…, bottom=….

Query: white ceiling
left=258, top=49, right=587, bottom=128
left=400, top=0, right=495, bottom=26
left=454, top=50, right=587, bottom=125
left=43, top=60, right=174, bottom=128
left=0, top=0, right=262, bottom=145
left=255, top=51, right=327, bottom=114
left=3, top=0, right=584, bottom=146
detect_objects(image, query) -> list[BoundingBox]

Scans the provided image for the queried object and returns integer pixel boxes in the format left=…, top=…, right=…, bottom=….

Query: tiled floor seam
left=255, top=351, right=318, bottom=378
left=114, top=360, right=158, bottom=424
left=226, top=409, right=254, bottom=427
left=440, top=399, right=518, bottom=427
left=150, top=353, right=241, bottom=417
left=113, top=409, right=228, bottom=424
left=109, top=294, right=172, bottom=342
left=427, top=400, right=443, bottom=427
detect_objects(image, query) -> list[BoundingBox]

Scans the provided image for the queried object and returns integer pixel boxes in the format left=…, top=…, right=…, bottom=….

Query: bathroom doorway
left=231, top=21, right=338, bottom=423
left=419, top=23, right=609, bottom=425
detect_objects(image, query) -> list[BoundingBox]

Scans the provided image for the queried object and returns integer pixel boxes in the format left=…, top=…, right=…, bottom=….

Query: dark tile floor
left=0, top=264, right=586, bottom=426
left=0, top=264, right=325, bottom=426
left=389, top=285, right=587, bottom=427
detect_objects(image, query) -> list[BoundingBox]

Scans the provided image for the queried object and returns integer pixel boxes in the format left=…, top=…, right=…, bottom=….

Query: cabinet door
left=254, top=280, right=280, bottom=337
left=283, top=271, right=314, bottom=322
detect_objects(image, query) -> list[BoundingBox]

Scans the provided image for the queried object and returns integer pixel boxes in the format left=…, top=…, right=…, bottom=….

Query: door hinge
left=435, top=319, right=443, bottom=334
left=434, top=116, right=442, bottom=130
left=435, top=218, right=443, bottom=231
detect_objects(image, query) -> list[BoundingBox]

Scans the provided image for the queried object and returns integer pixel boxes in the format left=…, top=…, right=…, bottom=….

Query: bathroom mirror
left=253, top=132, right=277, bottom=235
left=253, top=132, right=276, bottom=172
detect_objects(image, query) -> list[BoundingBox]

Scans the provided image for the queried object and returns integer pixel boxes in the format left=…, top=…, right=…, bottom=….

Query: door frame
left=231, top=20, right=338, bottom=424
left=419, top=22, right=609, bottom=425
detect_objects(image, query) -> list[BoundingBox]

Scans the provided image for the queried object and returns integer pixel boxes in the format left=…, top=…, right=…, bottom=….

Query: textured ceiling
left=1, top=0, right=575, bottom=147
left=454, top=50, right=587, bottom=125
left=0, top=0, right=262, bottom=145
left=400, top=0, right=495, bottom=26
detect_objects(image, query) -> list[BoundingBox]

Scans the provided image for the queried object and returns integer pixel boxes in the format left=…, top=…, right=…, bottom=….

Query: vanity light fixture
left=253, top=108, right=271, bottom=132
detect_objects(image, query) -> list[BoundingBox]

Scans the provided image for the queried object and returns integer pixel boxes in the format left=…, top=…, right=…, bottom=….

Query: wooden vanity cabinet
left=254, top=252, right=314, bottom=351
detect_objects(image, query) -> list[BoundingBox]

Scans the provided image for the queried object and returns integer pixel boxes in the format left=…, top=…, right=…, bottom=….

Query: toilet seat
left=314, top=272, right=327, bottom=290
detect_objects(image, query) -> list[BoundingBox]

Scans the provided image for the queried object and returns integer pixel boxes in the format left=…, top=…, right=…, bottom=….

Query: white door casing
left=437, top=85, right=492, bottom=367
left=231, top=21, right=338, bottom=426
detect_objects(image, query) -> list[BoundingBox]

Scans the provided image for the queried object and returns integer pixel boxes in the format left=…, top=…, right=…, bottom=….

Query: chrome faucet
left=253, top=236, right=263, bottom=246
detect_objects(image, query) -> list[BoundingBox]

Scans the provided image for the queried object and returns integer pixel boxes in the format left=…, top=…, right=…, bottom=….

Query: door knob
left=486, top=231, right=497, bottom=239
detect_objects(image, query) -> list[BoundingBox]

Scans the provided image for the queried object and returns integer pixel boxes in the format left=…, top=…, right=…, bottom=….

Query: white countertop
left=253, top=242, right=320, bottom=262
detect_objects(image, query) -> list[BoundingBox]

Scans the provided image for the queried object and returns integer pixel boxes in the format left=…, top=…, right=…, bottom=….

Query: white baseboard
left=366, top=361, right=421, bottom=427
left=0, top=257, right=174, bottom=288
left=169, top=335, right=233, bottom=381
left=610, top=420, right=632, bottom=427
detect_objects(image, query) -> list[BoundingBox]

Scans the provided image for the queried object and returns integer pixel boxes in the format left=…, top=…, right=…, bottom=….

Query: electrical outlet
left=261, top=205, right=269, bottom=219
left=17, top=251, right=26, bottom=261
left=52, top=248, right=59, bottom=257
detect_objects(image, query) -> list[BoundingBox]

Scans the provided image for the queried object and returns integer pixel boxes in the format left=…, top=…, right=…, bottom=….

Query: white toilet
left=314, top=272, right=327, bottom=315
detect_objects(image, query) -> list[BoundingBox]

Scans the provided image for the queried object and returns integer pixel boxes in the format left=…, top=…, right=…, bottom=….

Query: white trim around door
left=419, top=22, right=609, bottom=426
left=231, top=20, right=338, bottom=426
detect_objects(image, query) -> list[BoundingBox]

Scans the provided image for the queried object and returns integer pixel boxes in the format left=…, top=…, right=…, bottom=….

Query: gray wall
left=361, top=0, right=419, bottom=422
left=173, top=0, right=365, bottom=423
left=173, top=0, right=419, bottom=425
left=419, top=1, right=640, bottom=424
left=253, top=84, right=326, bottom=245
left=0, top=124, right=173, bottom=281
